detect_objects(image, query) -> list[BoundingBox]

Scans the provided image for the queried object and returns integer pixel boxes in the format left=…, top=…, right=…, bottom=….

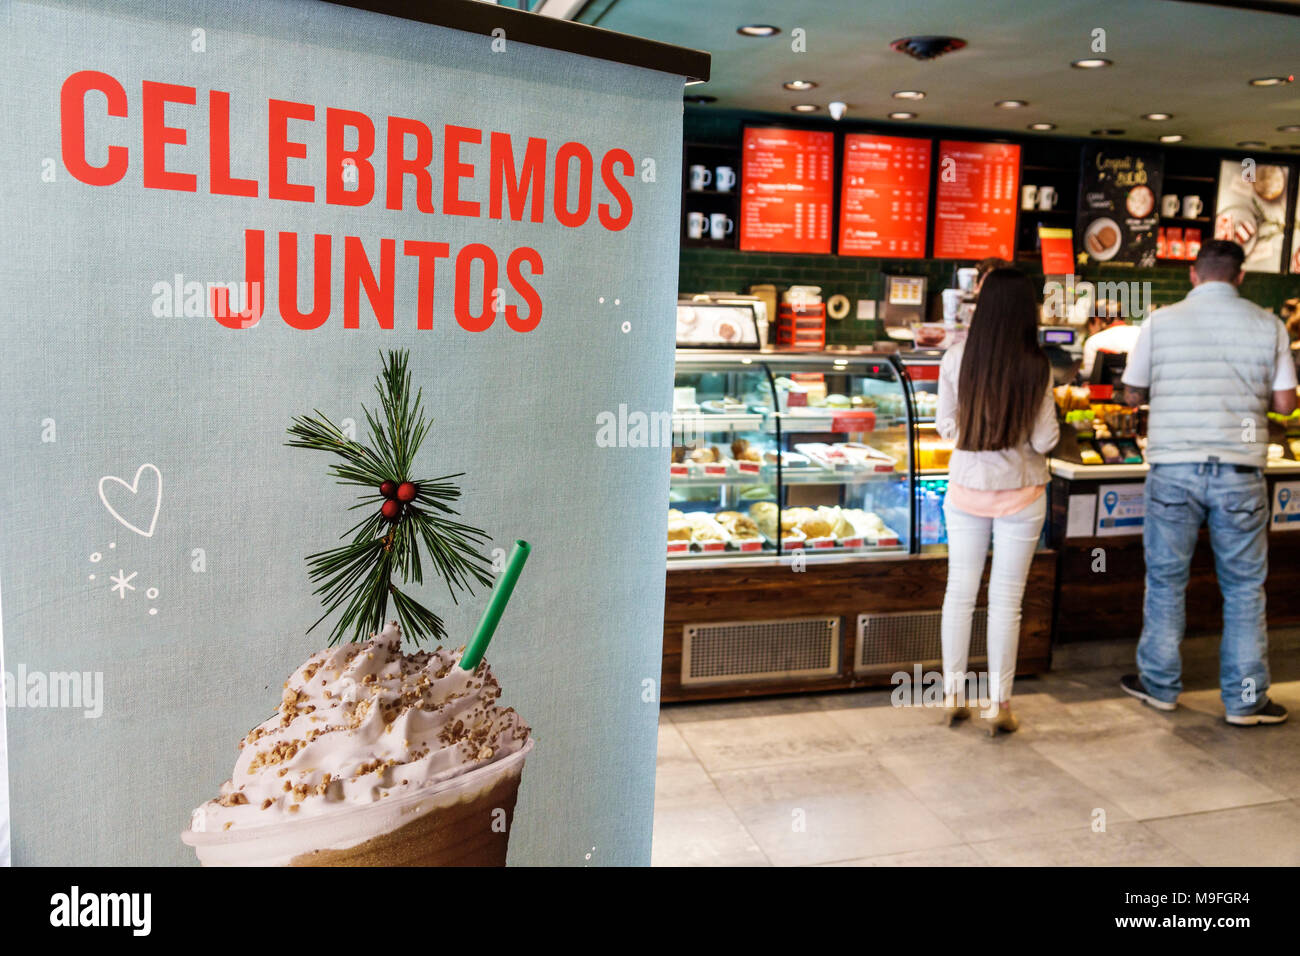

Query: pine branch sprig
left=286, top=350, right=493, bottom=646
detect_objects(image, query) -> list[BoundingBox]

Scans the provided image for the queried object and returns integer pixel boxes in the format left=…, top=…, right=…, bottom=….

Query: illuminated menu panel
left=933, top=140, right=1021, bottom=260
left=739, top=127, right=834, bottom=253
left=838, top=133, right=931, bottom=258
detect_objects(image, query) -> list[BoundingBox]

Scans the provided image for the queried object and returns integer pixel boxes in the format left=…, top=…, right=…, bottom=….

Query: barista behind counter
left=1080, top=307, right=1143, bottom=381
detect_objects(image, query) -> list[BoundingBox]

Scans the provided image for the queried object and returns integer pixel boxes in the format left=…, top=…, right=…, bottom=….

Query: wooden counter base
left=1049, top=475, right=1300, bottom=643
left=662, top=551, right=1057, bottom=702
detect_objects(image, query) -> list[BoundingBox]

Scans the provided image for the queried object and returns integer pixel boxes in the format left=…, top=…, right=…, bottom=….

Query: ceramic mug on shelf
left=1038, top=185, right=1058, bottom=210
left=709, top=212, right=734, bottom=241
left=689, top=164, right=712, bottom=191
left=1182, top=195, right=1204, bottom=218
left=687, top=211, right=706, bottom=239
left=1021, top=185, right=1038, bottom=210
left=715, top=166, right=736, bottom=193
left=1160, top=194, right=1180, bottom=218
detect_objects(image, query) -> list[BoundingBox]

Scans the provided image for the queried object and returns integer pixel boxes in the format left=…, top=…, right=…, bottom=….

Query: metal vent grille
left=855, top=609, right=988, bottom=674
left=682, top=617, right=839, bottom=685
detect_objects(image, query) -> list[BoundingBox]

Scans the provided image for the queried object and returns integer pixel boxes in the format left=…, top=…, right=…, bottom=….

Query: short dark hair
left=1194, top=239, right=1245, bottom=281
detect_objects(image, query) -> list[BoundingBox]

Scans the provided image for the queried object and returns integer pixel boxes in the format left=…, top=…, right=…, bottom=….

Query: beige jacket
left=936, top=342, right=1059, bottom=490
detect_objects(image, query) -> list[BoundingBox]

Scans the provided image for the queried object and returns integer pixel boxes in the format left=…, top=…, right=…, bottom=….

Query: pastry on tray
left=717, top=512, right=761, bottom=539
left=798, top=516, right=834, bottom=539
left=781, top=507, right=813, bottom=531
left=748, top=501, right=779, bottom=539
left=667, top=519, right=692, bottom=542
left=690, top=521, right=725, bottom=542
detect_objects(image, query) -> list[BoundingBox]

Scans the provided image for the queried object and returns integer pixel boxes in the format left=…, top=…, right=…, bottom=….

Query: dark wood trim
left=321, top=0, right=710, bottom=81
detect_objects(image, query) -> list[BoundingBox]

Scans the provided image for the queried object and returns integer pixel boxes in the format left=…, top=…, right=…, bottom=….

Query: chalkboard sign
left=1076, top=145, right=1164, bottom=268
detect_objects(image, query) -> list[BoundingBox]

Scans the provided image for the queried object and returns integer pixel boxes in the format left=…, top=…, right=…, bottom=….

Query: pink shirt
left=946, top=482, right=1045, bottom=518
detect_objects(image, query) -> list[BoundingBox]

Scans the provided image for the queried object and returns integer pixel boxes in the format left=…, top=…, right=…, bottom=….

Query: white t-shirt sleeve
left=936, top=348, right=960, bottom=442
left=1120, top=319, right=1153, bottom=389
left=1273, top=320, right=1298, bottom=391
left=1080, top=337, right=1100, bottom=378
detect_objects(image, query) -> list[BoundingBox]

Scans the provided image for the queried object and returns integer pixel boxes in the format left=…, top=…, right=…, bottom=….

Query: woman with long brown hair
left=936, top=268, right=1059, bottom=734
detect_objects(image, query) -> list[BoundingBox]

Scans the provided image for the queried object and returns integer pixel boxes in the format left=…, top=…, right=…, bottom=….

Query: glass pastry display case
left=669, top=350, right=913, bottom=562
left=670, top=354, right=780, bottom=559
left=900, top=350, right=953, bottom=553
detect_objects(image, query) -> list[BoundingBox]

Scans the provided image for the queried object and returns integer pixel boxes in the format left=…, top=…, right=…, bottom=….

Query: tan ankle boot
left=943, top=695, right=971, bottom=726
left=984, top=707, right=1019, bottom=736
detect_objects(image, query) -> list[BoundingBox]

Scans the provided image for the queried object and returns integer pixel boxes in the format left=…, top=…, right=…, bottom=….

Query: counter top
left=1050, top=458, right=1300, bottom=480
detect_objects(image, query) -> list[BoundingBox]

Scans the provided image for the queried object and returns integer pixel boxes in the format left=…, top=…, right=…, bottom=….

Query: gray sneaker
left=1120, top=674, right=1177, bottom=712
left=1225, top=700, right=1289, bottom=727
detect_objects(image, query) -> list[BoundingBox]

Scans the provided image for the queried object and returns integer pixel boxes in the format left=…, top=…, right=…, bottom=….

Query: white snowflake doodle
left=109, top=569, right=137, bottom=599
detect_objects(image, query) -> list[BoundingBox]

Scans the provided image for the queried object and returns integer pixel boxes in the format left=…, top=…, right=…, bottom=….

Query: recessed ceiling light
left=791, top=104, right=819, bottom=113
left=888, top=111, right=918, bottom=120
left=995, top=99, right=1028, bottom=109
left=1277, top=124, right=1300, bottom=132
left=1237, top=141, right=1266, bottom=148
left=1091, top=129, right=1125, bottom=136
left=683, top=94, right=717, bottom=105
left=892, top=90, right=925, bottom=100
left=1249, top=76, right=1292, bottom=87
left=1159, top=134, right=1184, bottom=144
left=1142, top=113, right=1174, bottom=121
left=1072, top=58, right=1112, bottom=69
left=783, top=80, right=817, bottom=91
left=1028, top=122, right=1057, bottom=131
left=737, top=24, right=780, bottom=37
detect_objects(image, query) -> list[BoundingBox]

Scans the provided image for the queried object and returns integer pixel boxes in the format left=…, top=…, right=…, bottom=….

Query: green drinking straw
left=460, top=539, right=531, bottom=670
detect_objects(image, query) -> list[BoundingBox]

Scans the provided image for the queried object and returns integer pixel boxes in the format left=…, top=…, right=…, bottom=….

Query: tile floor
left=651, top=633, right=1300, bottom=866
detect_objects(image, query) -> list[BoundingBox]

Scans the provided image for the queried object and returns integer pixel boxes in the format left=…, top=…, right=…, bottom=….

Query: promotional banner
left=1213, top=159, right=1292, bottom=273
left=0, top=0, right=688, bottom=865
left=1076, top=144, right=1163, bottom=268
left=1292, top=185, right=1300, bottom=274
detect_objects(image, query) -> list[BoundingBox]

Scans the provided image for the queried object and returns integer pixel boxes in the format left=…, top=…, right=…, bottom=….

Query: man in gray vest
left=1119, top=239, right=1297, bottom=725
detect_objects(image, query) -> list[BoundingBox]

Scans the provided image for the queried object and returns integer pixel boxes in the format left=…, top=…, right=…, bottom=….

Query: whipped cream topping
left=191, top=622, right=531, bottom=833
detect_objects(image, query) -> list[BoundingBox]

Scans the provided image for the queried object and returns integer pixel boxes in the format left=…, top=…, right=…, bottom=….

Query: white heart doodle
left=98, top=464, right=162, bottom=538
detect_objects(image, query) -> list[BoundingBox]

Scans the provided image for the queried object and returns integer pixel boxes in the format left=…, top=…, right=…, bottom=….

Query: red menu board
left=740, top=127, right=834, bottom=253
left=933, top=140, right=1021, bottom=260
left=837, top=133, right=931, bottom=258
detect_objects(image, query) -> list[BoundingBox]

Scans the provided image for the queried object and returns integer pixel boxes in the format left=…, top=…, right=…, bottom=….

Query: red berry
left=380, top=499, right=403, bottom=522
left=396, top=481, right=418, bottom=503
left=379, top=481, right=398, bottom=499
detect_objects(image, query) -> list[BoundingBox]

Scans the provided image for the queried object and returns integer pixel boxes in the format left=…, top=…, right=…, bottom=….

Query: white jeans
left=941, top=494, right=1047, bottom=704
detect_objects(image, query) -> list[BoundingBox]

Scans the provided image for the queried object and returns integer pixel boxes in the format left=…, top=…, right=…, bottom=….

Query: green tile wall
left=679, top=248, right=1300, bottom=346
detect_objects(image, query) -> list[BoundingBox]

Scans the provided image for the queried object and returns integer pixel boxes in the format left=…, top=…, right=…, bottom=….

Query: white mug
left=709, top=213, right=734, bottom=241
left=687, top=211, right=706, bottom=239
left=1038, top=185, right=1058, bottom=211
left=1160, top=194, right=1180, bottom=218
left=715, top=166, right=736, bottom=193
left=689, top=165, right=712, bottom=191
left=1182, top=195, right=1203, bottom=218
left=1021, top=185, right=1038, bottom=210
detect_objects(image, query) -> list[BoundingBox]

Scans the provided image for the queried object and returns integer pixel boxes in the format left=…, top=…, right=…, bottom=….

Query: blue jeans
left=1137, top=462, right=1270, bottom=716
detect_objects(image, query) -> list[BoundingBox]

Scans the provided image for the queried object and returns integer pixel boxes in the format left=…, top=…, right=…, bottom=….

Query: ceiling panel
left=582, top=0, right=1300, bottom=150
